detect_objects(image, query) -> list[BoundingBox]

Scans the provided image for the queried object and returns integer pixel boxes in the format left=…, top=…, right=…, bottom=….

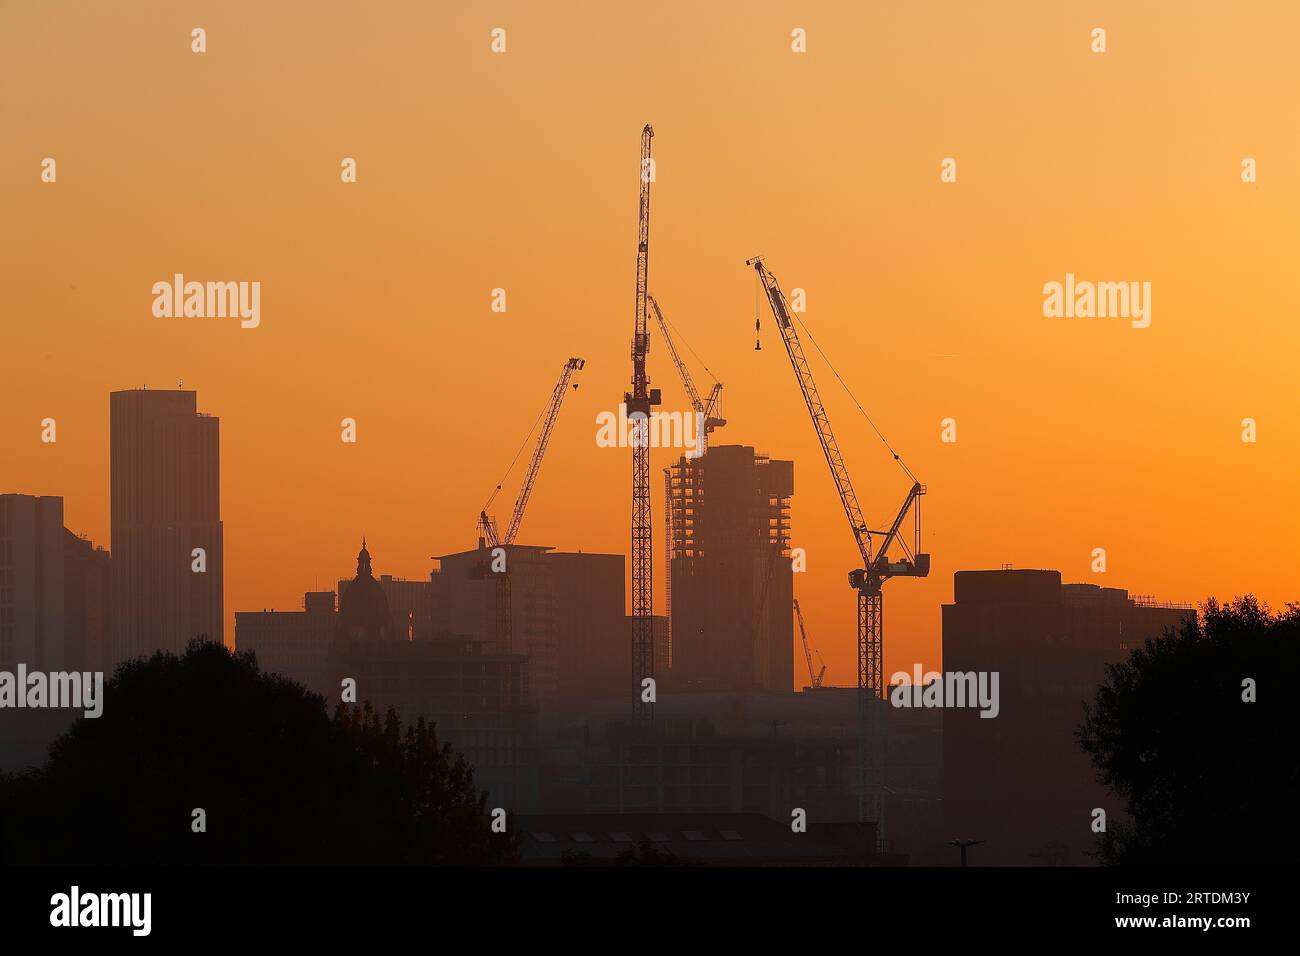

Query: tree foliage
left=0, top=638, right=514, bottom=865
left=1078, top=596, right=1299, bottom=866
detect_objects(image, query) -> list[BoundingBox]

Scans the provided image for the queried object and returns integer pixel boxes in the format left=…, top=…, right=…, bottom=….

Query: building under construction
left=666, top=444, right=794, bottom=693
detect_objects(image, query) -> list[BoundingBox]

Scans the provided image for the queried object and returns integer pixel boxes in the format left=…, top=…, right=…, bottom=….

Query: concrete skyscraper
left=0, top=494, right=66, bottom=672
left=110, top=389, right=223, bottom=663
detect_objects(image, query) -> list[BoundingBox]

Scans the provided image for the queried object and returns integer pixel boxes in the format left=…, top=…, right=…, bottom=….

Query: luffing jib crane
left=748, top=255, right=929, bottom=835
left=651, top=292, right=725, bottom=670
left=627, top=125, right=661, bottom=723
left=479, top=356, right=585, bottom=550
left=477, top=356, right=585, bottom=652
left=648, top=294, right=725, bottom=457
left=793, top=598, right=826, bottom=689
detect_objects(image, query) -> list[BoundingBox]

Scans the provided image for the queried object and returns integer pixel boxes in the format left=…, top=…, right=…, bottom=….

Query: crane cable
left=788, top=305, right=920, bottom=487
left=662, top=303, right=722, bottom=386
left=481, top=399, right=548, bottom=514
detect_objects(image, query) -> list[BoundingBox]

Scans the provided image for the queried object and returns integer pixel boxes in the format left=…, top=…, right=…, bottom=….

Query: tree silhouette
left=0, top=638, right=515, bottom=865
left=1077, top=596, right=1299, bottom=866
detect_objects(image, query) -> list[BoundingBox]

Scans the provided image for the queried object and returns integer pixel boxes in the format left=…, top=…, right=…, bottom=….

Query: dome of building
left=337, top=538, right=395, bottom=640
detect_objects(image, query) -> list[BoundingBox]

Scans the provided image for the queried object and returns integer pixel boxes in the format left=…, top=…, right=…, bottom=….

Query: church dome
left=337, top=539, right=394, bottom=640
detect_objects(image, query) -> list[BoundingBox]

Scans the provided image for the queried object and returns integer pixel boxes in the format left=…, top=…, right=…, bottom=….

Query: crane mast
left=748, top=255, right=929, bottom=838
left=626, top=125, right=660, bottom=723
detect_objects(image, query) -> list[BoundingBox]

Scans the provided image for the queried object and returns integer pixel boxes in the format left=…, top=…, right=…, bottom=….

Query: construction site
left=232, top=125, right=1191, bottom=865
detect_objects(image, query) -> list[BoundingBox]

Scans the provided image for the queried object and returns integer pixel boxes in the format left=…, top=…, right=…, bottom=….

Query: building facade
left=235, top=591, right=339, bottom=697
left=667, top=445, right=794, bottom=692
left=437, top=545, right=625, bottom=704
left=0, top=494, right=65, bottom=672
left=941, top=569, right=1193, bottom=865
left=63, top=529, right=112, bottom=674
left=110, top=389, right=223, bottom=662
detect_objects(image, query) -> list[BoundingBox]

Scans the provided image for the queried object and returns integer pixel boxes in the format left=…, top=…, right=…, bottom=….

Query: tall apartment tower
left=0, top=494, right=65, bottom=672
left=110, top=389, right=223, bottom=663
left=667, top=444, right=794, bottom=692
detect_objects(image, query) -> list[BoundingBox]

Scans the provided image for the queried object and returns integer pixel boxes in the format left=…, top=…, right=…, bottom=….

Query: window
left=570, top=832, right=594, bottom=843
left=720, top=830, right=743, bottom=841
left=609, top=832, right=633, bottom=843
left=531, top=832, right=556, bottom=843
left=682, top=830, right=707, bottom=842
left=645, top=831, right=670, bottom=843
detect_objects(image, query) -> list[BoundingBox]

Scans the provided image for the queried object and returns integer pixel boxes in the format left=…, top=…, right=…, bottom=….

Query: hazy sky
left=3, top=1, right=1297, bottom=686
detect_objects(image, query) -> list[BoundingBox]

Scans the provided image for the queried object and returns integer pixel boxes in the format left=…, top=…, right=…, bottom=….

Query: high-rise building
left=0, top=494, right=65, bottom=672
left=550, top=551, right=624, bottom=697
left=110, top=389, right=223, bottom=663
left=667, top=445, right=794, bottom=692
left=63, top=529, right=112, bottom=674
left=941, top=569, right=1193, bottom=865
left=437, top=544, right=557, bottom=697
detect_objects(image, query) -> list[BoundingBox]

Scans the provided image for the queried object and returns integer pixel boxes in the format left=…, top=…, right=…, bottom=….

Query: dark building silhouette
left=667, top=444, right=794, bottom=692
left=532, top=686, right=941, bottom=856
left=941, top=569, right=1193, bottom=865
left=331, top=634, right=531, bottom=805
left=437, top=544, right=554, bottom=692
left=63, top=528, right=111, bottom=674
left=0, top=494, right=64, bottom=672
left=110, top=388, right=222, bottom=663
left=336, top=539, right=395, bottom=641
left=338, top=568, right=433, bottom=642
left=0, top=495, right=112, bottom=770
left=235, top=540, right=532, bottom=805
left=436, top=545, right=626, bottom=702
left=550, top=551, right=625, bottom=697
left=235, top=591, right=338, bottom=697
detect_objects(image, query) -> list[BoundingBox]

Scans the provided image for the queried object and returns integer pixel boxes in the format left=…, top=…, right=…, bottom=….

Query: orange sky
left=3, top=1, right=1297, bottom=688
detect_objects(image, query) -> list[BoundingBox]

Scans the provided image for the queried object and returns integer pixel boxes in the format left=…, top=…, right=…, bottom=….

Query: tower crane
left=627, top=124, right=661, bottom=723
left=648, top=294, right=725, bottom=457
left=477, top=356, right=585, bottom=651
left=793, top=598, right=827, bottom=689
left=479, top=356, right=585, bottom=550
left=747, top=255, right=929, bottom=837
left=651, top=292, right=725, bottom=669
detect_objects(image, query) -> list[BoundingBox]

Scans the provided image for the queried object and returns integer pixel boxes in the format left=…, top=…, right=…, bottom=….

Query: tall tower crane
left=748, top=255, right=929, bottom=837
left=648, top=294, right=725, bottom=457
left=793, top=598, right=827, bottom=689
left=477, top=356, right=585, bottom=651
left=627, top=125, right=661, bottom=723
